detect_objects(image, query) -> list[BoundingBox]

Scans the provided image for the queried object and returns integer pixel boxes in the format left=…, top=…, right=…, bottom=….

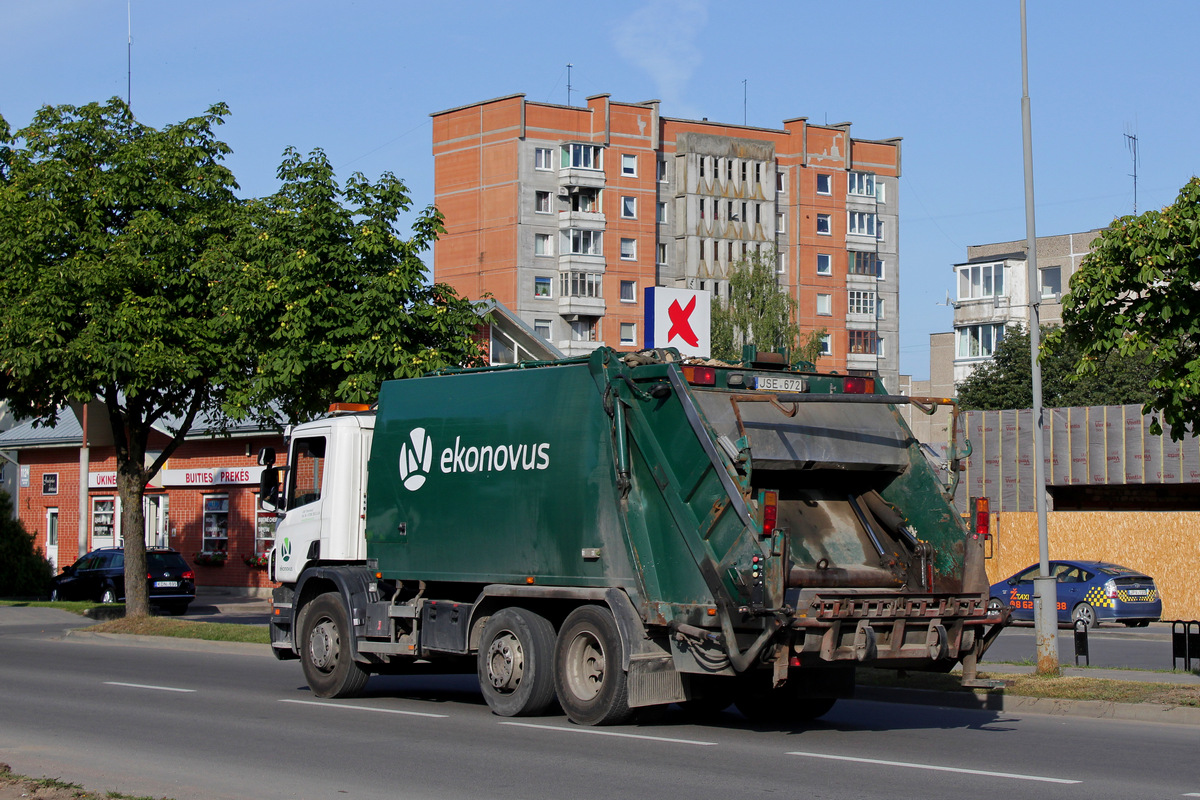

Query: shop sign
left=161, top=466, right=264, bottom=487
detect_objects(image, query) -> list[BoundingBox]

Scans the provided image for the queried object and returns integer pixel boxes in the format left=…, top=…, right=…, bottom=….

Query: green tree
left=1056, top=177, right=1200, bottom=438
left=0, top=490, right=54, bottom=598
left=711, top=248, right=823, bottom=364
left=0, top=99, right=483, bottom=615
left=956, top=324, right=1155, bottom=411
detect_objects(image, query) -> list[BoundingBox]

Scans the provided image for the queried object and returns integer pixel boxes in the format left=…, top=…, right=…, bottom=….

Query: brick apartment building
left=431, top=94, right=902, bottom=391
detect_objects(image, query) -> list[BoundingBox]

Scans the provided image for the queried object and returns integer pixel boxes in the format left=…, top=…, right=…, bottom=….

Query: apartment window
left=848, top=211, right=877, bottom=237
left=657, top=243, right=668, bottom=265
left=726, top=159, right=734, bottom=182
left=819, top=334, right=832, bottom=356
left=1041, top=266, right=1062, bottom=297
left=571, top=318, right=596, bottom=341
left=776, top=168, right=787, bottom=193
left=727, top=200, right=736, bottom=221
left=535, top=190, right=551, bottom=213
left=816, top=294, right=832, bottom=316
left=816, top=174, right=832, bottom=195
left=776, top=250, right=786, bottom=274
left=699, top=198, right=706, bottom=219
left=849, top=330, right=882, bottom=355
left=848, top=171, right=876, bottom=197
left=875, top=181, right=887, bottom=203
left=621, top=196, right=637, bottom=219
left=561, top=272, right=603, bottom=298
left=816, top=214, right=831, bottom=235
left=657, top=202, right=666, bottom=223
left=571, top=189, right=599, bottom=213
left=534, top=233, right=552, bottom=256
left=534, top=276, right=552, bottom=298
left=657, top=157, right=667, bottom=182
left=620, top=322, right=637, bottom=346
left=534, top=319, right=552, bottom=339
left=567, top=229, right=602, bottom=255
left=776, top=212, right=786, bottom=233
left=849, top=251, right=883, bottom=277
left=620, top=280, right=637, bottom=302
left=957, top=323, right=1006, bottom=359
left=699, top=156, right=706, bottom=178
left=957, top=262, right=1005, bottom=300
left=754, top=203, right=761, bottom=223
left=620, top=238, right=636, bottom=260
left=534, top=147, right=553, bottom=170
left=740, top=161, right=747, bottom=183
left=92, top=497, right=115, bottom=540
left=564, top=143, right=602, bottom=170
left=848, top=290, right=878, bottom=316
left=755, top=162, right=761, bottom=184
left=621, top=153, right=637, bottom=176
left=202, top=494, right=229, bottom=553
left=816, top=253, right=832, bottom=275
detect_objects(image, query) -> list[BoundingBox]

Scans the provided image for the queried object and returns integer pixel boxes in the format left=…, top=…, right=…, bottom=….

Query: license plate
left=755, top=376, right=806, bottom=392
left=1125, top=588, right=1149, bottom=596
left=154, top=581, right=180, bottom=588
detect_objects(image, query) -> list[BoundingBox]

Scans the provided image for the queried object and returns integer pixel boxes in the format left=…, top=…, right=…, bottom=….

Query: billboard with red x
left=643, top=287, right=711, bottom=357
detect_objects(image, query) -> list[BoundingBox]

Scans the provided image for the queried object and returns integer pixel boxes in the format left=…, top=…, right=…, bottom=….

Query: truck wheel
left=1071, top=602, right=1098, bottom=629
left=734, top=679, right=837, bottom=724
left=554, top=605, right=632, bottom=726
left=300, top=593, right=369, bottom=698
left=477, top=607, right=557, bottom=717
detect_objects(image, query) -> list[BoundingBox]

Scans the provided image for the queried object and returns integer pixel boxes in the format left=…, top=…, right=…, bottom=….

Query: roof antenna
left=126, top=0, right=132, bottom=110
left=1124, top=126, right=1139, bottom=214
left=567, top=63, right=573, bottom=106
left=742, top=79, right=747, bottom=125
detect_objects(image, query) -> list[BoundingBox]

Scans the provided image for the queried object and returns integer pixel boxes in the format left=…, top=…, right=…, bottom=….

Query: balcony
left=559, top=209, right=605, bottom=230
left=558, top=295, right=606, bottom=317
left=559, top=166, right=606, bottom=191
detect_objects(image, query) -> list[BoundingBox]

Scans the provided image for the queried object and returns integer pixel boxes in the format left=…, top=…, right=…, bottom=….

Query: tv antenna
left=566, top=63, right=573, bottom=106
left=742, top=79, right=747, bottom=125
left=127, top=0, right=132, bottom=109
left=1124, top=126, right=1139, bottom=214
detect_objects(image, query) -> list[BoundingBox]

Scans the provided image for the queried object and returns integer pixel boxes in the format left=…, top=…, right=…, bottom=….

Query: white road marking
left=279, top=698, right=448, bottom=718
left=104, top=681, right=195, bottom=693
left=786, top=751, right=1081, bottom=785
left=501, top=721, right=716, bottom=746
left=1181, top=794, right=1200, bottom=797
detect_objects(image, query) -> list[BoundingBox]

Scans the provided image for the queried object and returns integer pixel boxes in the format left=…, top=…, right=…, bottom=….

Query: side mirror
left=258, top=447, right=276, bottom=467
left=1007, top=578, right=1018, bottom=586
left=259, top=466, right=281, bottom=512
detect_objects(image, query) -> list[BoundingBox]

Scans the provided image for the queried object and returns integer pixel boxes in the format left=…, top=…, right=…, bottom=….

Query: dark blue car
left=989, top=560, right=1161, bottom=628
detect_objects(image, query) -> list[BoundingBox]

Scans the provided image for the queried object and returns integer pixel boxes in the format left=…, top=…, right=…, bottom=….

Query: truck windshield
left=287, top=436, right=328, bottom=510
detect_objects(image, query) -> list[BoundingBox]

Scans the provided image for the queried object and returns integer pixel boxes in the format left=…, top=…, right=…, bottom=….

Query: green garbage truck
left=263, top=347, right=1002, bottom=725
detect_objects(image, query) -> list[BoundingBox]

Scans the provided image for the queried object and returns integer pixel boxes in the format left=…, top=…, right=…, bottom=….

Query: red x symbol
left=667, top=296, right=699, bottom=348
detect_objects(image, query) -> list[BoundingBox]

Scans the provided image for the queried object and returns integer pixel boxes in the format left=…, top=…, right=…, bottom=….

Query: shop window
left=92, top=497, right=116, bottom=541
left=202, top=494, right=229, bottom=553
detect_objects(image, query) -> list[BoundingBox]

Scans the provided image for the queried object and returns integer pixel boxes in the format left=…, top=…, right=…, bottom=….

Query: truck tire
left=734, top=677, right=838, bottom=724
left=554, top=605, right=632, bottom=726
left=300, top=593, right=370, bottom=698
left=477, top=607, right=558, bottom=717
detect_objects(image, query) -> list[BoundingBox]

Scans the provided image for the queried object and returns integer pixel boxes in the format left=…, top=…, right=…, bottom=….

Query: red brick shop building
left=0, top=403, right=284, bottom=596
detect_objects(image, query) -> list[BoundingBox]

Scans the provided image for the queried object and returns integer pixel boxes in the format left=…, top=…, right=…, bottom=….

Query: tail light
left=760, top=489, right=779, bottom=536
left=973, top=497, right=990, bottom=540
left=1104, top=579, right=1117, bottom=599
left=843, top=376, right=875, bottom=394
left=683, top=365, right=716, bottom=386
left=183, top=570, right=195, bottom=581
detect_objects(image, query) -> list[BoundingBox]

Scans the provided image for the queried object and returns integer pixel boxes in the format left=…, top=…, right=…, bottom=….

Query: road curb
left=64, top=629, right=273, bottom=657
left=855, top=685, right=1200, bottom=726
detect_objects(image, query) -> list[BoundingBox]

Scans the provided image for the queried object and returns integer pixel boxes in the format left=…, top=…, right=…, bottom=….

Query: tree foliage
left=0, top=98, right=483, bottom=613
left=956, top=324, right=1156, bottom=411
left=1055, top=177, right=1200, bottom=438
left=711, top=248, right=823, bottom=364
left=0, top=490, right=54, bottom=598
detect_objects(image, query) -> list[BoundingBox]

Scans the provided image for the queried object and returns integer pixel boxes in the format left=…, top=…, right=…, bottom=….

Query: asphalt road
left=1, top=607, right=1198, bottom=800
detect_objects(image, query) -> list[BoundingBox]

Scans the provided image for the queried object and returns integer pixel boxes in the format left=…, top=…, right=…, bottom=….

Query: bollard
left=1073, top=618, right=1089, bottom=667
left=1171, top=620, right=1200, bottom=672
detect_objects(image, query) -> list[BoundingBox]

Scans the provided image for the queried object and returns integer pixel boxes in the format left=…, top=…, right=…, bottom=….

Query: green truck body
left=267, top=348, right=1002, bottom=725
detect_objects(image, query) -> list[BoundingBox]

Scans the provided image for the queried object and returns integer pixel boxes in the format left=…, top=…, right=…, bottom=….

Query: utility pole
left=1020, top=0, right=1058, bottom=675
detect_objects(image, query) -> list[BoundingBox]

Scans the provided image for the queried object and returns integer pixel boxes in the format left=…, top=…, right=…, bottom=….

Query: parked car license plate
left=1125, top=588, right=1149, bottom=596
left=755, top=376, right=806, bottom=392
left=155, top=580, right=180, bottom=588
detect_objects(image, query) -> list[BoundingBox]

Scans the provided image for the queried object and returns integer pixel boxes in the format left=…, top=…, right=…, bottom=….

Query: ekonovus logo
left=399, top=427, right=434, bottom=491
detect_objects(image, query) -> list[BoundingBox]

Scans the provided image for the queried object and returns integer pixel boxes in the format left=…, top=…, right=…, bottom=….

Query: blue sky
left=3, top=0, right=1198, bottom=379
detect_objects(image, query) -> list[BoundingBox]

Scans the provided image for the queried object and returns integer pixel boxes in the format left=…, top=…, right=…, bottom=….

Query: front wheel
left=477, top=607, right=557, bottom=717
left=1071, top=602, right=1098, bottom=629
left=554, top=605, right=631, bottom=726
left=300, top=593, right=370, bottom=698
left=100, top=587, right=118, bottom=604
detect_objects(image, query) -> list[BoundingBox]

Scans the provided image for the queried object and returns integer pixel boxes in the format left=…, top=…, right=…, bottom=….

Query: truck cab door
left=272, top=432, right=330, bottom=582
